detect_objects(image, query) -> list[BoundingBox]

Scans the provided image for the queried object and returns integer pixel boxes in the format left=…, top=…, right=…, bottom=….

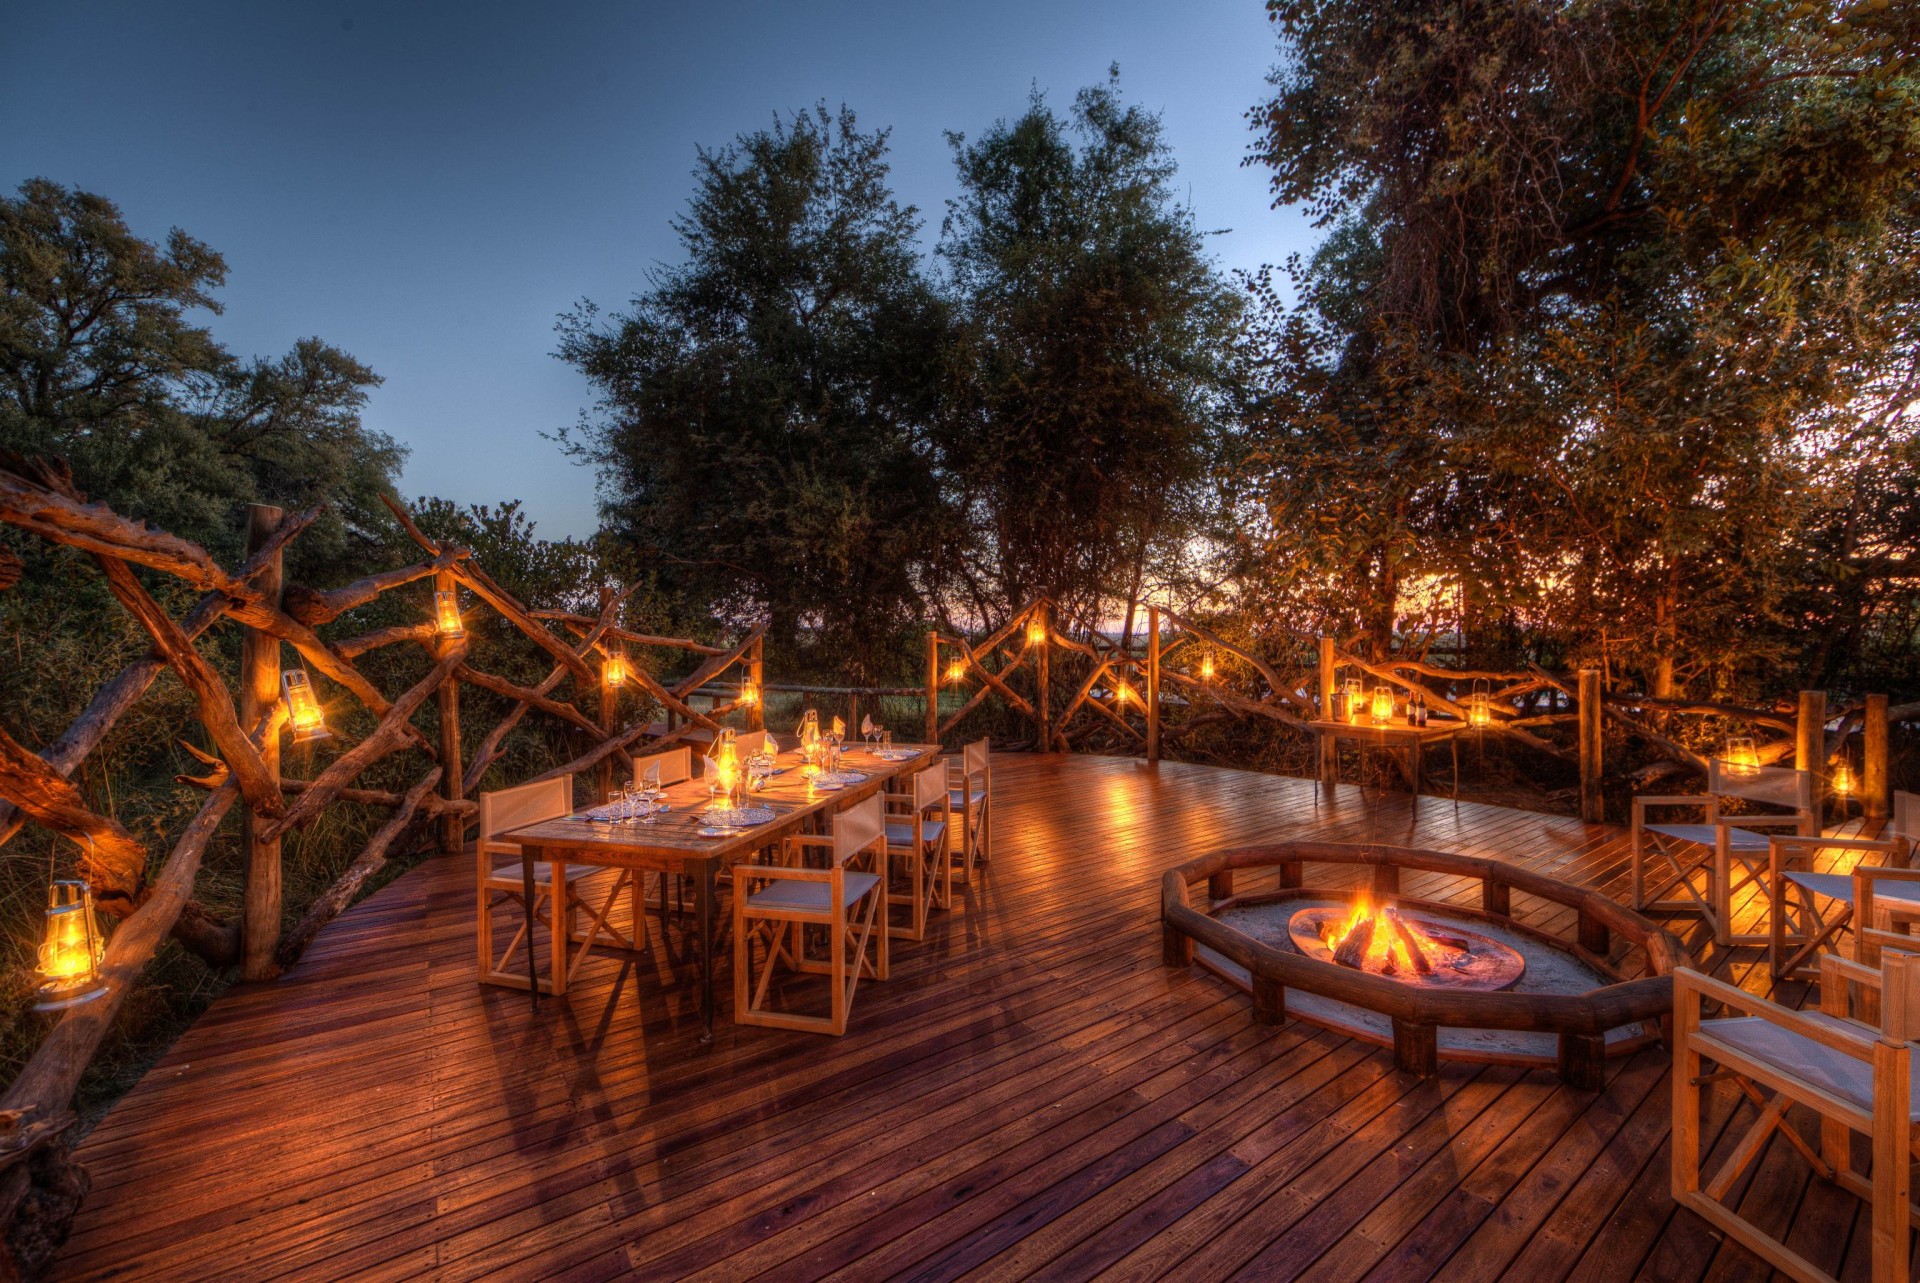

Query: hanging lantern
left=1115, top=680, right=1135, bottom=705
left=603, top=651, right=631, bottom=689
left=35, top=880, right=106, bottom=1011
left=946, top=657, right=968, bottom=684
left=1723, top=734, right=1761, bottom=773
left=1468, top=679, right=1492, bottom=730
left=1026, top=617, right=1047, bottom=647
left=1369, top=685, right=1394, bottom=724
left=281, top=669, right=330, bottom=743
left=1832, top=760, right=1855, bottom=797
left=738, top=677, right=759, bottom=708
left=433, top=589, right=465, bottom=639
left=1199, top=652, right=1215, bottom=682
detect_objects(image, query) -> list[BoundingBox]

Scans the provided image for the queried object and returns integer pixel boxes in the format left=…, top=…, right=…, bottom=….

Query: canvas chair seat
left=1645, top=822, right=1773, bottom=851
left=886, top=820, right=946, bottom=847
left=1784, top=870, right=1920, bottom=908
left=1701, top=1014, right=1920, bottom=1121
left=950, top=787, right=987, bottom=810
left=485, top=860, right=604, bottom=887
left=747, top=870, right=882, bottom=915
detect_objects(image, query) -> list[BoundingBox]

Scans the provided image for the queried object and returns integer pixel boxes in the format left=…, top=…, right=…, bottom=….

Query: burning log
left=1384, top=908, right=1434, bottom=975
left=1331, top=916, right=1374, bottom=969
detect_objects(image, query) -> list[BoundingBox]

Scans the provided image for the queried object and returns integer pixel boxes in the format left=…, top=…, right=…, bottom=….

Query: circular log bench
left=1161, top=841, right=1690, bottom=1090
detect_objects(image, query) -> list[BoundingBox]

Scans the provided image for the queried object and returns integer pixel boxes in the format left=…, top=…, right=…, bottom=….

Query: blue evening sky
left=3, top=1, right=1316, bottom=539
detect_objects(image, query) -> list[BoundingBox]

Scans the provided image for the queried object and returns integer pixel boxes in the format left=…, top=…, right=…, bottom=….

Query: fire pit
left=1161, top=842, right=1689, bottom=1088
left=1288, top=899, right=1525, bottom=991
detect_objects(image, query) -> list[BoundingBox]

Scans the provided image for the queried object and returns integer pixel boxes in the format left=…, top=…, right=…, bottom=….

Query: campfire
left=1288, top=896, right=1527, bottom=992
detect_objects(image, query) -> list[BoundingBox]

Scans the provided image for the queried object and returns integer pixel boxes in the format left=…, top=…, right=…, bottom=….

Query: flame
left=1200, top=652, right=1215, bottom=681
left=1321, top=896, right=1445, bottom=976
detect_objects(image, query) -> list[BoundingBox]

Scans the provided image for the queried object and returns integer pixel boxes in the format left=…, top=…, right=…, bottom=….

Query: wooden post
left=434, top=568, right=464, bottom=853
left=597, top=588, right=616, bottom=804
left=848, top=691, right=860, bottom=740
left=1578, top=668, right=1603, bottom=823
left=1865, top=693, right=1889, bottom=819
left=1146, top=605, right=1161, bottom=763
left=240, top=503, right=285, bottom=981
left=1317, top=636, right=1337, bottom=788
left=747, top=635, right=764, bottom=734
left=925, top=631, right=939, bottom=746
left=1798, top=689, right=1828, bottom=809
left=1035, top=601, right=1050, bottom=754
left=1251, top=973, right=1286, bottom=1025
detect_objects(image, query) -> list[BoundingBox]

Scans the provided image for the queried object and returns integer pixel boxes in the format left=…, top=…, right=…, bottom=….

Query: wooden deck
left=54, top=755, right=1867, bottom=1281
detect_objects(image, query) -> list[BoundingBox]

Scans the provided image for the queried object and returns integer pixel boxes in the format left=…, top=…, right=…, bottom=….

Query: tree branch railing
left=0, top=453, right=770, bottom=1268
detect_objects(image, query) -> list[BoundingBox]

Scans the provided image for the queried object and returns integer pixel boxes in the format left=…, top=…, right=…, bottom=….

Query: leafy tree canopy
left=938, top=70, right=1245, bottom=636
left=557, top=106, right=954, bottom=682
left=1241, top=0, right=1920, bottom=696
left=0, top=179, right=405, bottom=577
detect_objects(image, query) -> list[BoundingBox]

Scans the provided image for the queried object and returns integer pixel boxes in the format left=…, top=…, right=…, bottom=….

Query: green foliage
left=938, top=71, right=1245, bottom=635
left=0, top=180, right=405, bottom=569
left=557, top=106, right=955, bottom=685
left=1241, top=0, right=1920, bottom=699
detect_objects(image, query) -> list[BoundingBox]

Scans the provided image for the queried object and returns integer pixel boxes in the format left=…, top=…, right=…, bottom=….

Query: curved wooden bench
left=1161, top=840, right=1690, bottom=1088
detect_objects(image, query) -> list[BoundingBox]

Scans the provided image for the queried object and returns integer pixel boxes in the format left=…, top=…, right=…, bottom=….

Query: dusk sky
left=3, top=1, right=1318, bottom=540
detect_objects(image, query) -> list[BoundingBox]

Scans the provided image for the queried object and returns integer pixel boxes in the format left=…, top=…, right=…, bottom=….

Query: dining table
left=501, top=740, right=940, bottom=1039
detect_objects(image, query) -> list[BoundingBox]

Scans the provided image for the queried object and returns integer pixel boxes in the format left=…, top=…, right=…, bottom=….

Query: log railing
left=0, top=451, right=765, bottom=1267
left=926, top=595, right=1904, bottom=826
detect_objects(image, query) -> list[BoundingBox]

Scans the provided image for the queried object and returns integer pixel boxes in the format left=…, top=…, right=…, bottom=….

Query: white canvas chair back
left=1708, top=760, right=1811, bottom=813
left=833, top=795, right=885, bottom=866
left=912, top=762, right=946, bottom=813
left=634, top=746, right=692, bottom=788
left=963, top=738, right=989, bottom=775
left=479, top=776, right=572, bottom=854
left=736, top=729, right=770, bottom=759
left=1897, top=790, right=1920, bottom=847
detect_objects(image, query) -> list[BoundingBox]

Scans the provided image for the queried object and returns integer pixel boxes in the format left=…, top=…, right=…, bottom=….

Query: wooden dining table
left=501, top=741, right=940, bottom=1039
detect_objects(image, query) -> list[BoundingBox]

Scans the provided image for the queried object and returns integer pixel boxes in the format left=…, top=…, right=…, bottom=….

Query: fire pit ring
left=1161, top=841, right=1689, bottom=1088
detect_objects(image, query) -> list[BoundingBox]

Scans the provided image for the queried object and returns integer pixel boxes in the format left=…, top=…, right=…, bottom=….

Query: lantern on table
left=1723, top=734, right=1761, bottom=773
left=35, top=878, right=106, bottom=1011
left=707, top=728, right=742, bottom=806
left=1468, top=679, right=1492, bottom=730
left=433, top=589, right=465, bottom=639
left=1369, top=685, right=1394, bottom=725
left=281, top=668, right=330, bottom=743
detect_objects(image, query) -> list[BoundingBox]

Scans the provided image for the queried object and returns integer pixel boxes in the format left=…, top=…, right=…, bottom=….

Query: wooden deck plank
left=53, top=754, right=1849, bottom=1281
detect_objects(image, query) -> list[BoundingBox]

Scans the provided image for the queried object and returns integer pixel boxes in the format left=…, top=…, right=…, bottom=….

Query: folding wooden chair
left=733, top=794, right=889, bottom=1035
left=1673, top=952, right=1920, bottom=1282
left=1771, top=792, right=1920, bottom=980
left=884, top=762, right=952, bottom=940
left=946, top=737, right=991, bottom=886
left=476, top=776, right=640, bottom=994
left=1632, top=759, right=1815, bottom=945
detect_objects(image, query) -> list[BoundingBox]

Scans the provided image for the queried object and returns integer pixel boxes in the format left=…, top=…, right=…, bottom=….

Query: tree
left=1242, top=0, right=1920, bottom=694
left=557, top=106, right=953, bottom=683
left=938, top=71, right=1244, bottom=639
left=0, top=179, right=403, bottom=569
